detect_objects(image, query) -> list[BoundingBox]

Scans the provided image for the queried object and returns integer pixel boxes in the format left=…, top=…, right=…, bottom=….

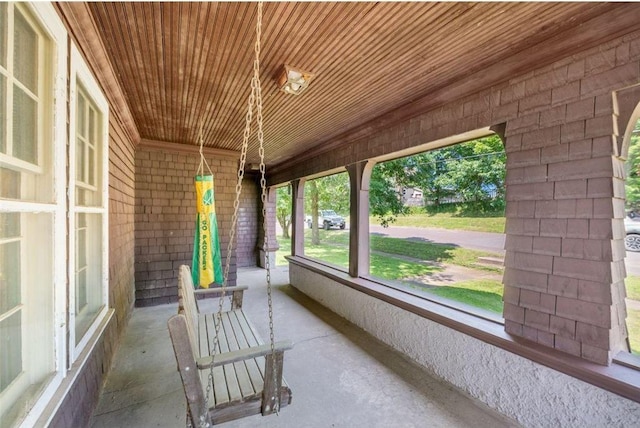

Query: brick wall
left=270, top=30, right=640, bottom=365
left=134, top=143, right=241, bottom=306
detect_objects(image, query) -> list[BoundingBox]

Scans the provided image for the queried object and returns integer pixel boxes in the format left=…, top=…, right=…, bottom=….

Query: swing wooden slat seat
left=169, top=265, right=293, bottom=426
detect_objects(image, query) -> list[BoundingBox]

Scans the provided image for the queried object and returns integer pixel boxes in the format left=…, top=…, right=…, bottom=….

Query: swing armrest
left=196, top=341, right=293, bottom=369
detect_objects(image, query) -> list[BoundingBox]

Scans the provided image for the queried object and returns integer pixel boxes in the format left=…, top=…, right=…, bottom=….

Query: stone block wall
left=499, top=36, right=636, bottom=364
left=237, top=177, right=259, bottom=267
left=271, top=30, right=640, bottom=364
left=134, top=143, right=241, bottom=306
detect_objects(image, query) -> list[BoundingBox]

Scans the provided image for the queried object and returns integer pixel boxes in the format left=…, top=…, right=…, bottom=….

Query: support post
left=347, top=161, right=375, bottom=278
left=261, top=351, right=285, bottom=415
left=257, top=186, right=279, bottom=268
left=291, top=179, right=306, bottom=257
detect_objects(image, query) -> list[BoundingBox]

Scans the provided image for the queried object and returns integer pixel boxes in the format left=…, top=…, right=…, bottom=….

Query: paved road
left=370, top=225, right=506, bottom=254
left=369, top=224, right=640, bottom=276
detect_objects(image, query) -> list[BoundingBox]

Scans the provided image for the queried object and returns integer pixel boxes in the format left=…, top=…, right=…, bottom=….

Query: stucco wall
left=290, top=264, right=640, bottom=427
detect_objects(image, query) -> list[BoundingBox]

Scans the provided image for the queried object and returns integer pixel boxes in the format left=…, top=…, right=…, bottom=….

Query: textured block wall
left=272, top=30, right=640, bottom=365
left=134, top=145, right=247, bottom=306
left=237, top=177, right=259, bottom=267
left=499, top=34, right=636, bottom=365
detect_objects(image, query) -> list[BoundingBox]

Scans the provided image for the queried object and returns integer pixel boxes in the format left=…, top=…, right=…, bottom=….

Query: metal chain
left=253, top=1, right=279, bottom=415
left=198, top=2, right=264, bottom=427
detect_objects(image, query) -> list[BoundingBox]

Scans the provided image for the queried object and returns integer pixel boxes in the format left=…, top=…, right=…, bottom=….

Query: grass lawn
left=371, top=212, right=505, bottom=234
left=628, top=308, right=640, bottom=355
left=278, top=230, right=503, bottom=313
left=416, top=279, right=504, bottom=313
left=626, top=275, right=640, bottom=300
left=313, top=230, right=501, bottom=272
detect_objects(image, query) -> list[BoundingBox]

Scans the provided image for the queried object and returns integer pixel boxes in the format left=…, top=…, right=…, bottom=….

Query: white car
left=625, top=217, right=640, bottom=252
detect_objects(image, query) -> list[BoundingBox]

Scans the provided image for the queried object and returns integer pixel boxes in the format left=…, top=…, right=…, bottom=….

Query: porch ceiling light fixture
left=278, top=64, right=315, bottom=95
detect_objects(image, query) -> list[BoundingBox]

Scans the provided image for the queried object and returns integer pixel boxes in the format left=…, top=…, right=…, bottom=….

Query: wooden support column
left=291, top=179, right=306, bottom=257
left=347, top=161, right=375, bottom=278
left=257, top=186, right=279, bottom=268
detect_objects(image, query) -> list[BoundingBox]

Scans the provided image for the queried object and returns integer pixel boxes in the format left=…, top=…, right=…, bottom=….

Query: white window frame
left=0, top=3, right=68, bottom=427
left=68, top=43, right=109, bottom=363
left=0, top=2, right=47, bottom=175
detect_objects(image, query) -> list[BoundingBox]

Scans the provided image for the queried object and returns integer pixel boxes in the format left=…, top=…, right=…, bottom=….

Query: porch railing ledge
left=286, top=255, right=640, bottom=404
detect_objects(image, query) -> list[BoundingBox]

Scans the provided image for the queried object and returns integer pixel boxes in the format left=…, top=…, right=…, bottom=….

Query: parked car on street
left=307, top=210, right=346, bottom=230
left=625, top=217, right=640, bottom=252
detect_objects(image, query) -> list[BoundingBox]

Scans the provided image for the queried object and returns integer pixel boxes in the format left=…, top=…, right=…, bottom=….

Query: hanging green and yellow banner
left=191, top=175, right=223, bottom=288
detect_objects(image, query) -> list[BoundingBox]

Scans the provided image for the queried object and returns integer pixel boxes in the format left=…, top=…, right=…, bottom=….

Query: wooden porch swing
left=167, top=2, right=293, bottom=426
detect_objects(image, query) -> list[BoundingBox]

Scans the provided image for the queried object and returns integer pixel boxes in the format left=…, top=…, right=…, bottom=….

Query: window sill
left=33, top=308, right=115, bottom=427
left=287, top=255, right=640, bottom=404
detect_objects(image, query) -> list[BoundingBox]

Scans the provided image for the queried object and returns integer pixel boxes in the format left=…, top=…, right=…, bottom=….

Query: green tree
left=626, top=121, right=640, bottom=213
left=276, top=185, right=292, bottom=239
left=305, top=172, right=350, bottom=244
left=369, top=159, right=408, bottom=227
left=396, top=135, right=505, bottom=213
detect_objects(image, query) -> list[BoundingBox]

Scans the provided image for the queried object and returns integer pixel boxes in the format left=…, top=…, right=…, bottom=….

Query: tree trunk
left=310, top=181, right=320, bottom=245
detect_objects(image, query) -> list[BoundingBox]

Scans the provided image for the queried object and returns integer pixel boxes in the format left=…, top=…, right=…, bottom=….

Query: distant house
left=401, top=187, right=424, bottom=206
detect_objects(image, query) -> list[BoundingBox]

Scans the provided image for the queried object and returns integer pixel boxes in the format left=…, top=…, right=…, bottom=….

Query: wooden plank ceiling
left=88, top=2, right=616, bottom=169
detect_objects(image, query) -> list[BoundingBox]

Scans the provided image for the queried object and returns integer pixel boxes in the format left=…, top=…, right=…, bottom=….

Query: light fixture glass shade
left=278, top=64, right=314, bottom=95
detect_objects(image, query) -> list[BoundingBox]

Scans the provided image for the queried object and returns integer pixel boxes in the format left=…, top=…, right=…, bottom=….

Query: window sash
left=68, top=43, right=109, bottom=362
left=0, top=3, right=68, bottom=427
left=0, top=3, right=46, bottom=174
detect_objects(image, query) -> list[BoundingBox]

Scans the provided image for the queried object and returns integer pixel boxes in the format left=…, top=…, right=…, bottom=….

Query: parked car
left=307, top=210, right=346, bottom=230
left=625, top=217, right=640, bottom=252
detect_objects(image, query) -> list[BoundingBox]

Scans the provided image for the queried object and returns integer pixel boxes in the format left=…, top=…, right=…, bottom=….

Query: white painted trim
left=0, top=200, right=59, bottom=212
left=2, top=2, right=69, bottom=427
left=68, top=43, right=110, bottom=363
left=31, top=310, right=114, bottom=428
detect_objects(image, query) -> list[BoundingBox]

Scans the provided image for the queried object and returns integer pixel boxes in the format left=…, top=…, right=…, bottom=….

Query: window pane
left=77, top=93, right=86, bottom=138
left=89, top=106, right=96, bottom=140
left=75, top=213, right=103, bottom=344
left=0, top=168, right=20, bottom=199
left=76, top=268, right=87, bottom=312
left=13, top=87, right=37, bottom=164
left=0, top=241, right=21, bottom=314
left=0, top=3, right=6, bottom=68
left=0, top=75, right=5, bottom=154
left=0, top=311, right=22, bottom=392
left=303, top=172, right=350, bottom=269
left=0, top=213, right=21, bottom=314
left=368, top=136, right=506, bottom=316
left=77, top=229, right=86, bottom=267
left=76, top=139, right=84, bottom=182
left=88, top=146, right=95, bottom=186
left=13, top=9, right=37, bottom=94
left=0, top=211, right=19, bottom=237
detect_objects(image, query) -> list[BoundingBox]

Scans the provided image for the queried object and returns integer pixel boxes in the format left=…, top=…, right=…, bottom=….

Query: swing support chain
left=198, top=2, right=276, bottom=426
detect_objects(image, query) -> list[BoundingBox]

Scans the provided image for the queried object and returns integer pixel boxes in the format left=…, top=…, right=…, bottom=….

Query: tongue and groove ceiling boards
left=88, top=2, right=625, bottom=168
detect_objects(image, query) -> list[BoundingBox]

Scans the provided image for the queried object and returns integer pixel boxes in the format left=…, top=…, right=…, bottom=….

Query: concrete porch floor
left=90, top=266, right=519, bottom=428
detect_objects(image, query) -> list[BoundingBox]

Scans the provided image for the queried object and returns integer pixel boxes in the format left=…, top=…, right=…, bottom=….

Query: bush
left=418, top=200, right=505, bottom=217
